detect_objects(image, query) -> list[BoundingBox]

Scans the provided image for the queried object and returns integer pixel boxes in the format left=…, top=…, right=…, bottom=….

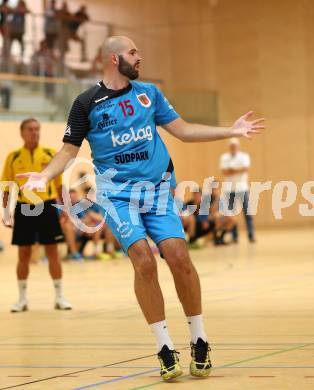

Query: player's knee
left=177, top=260, right=193, bottom=277
left=134, top=257, right=157, bottom=281
left=169, top=249, right=193, bottom=275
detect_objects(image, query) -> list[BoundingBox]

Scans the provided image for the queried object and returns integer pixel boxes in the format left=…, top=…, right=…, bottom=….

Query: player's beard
left=118, top=55, right=139, bottom=80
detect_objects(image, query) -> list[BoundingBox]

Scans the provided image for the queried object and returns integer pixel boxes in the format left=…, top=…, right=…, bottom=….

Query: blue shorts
left=97, top=186, right=185, bottom=254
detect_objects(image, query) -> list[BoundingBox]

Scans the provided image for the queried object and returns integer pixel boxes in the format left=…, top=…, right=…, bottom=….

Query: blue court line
left=72, top=368, right=159, bottom=390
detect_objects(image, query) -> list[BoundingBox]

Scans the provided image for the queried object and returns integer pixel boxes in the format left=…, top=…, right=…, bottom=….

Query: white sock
left=187, top=314, right=208, bottom=344
left=106, top=242, right=114, bottom=254
left=150, top=320, right=175, bottom=352
left=53, top=279, right=63, bottom=299
left=94, top=242, right=102, bottom=255
left=18, top=280, right=27, bottom=301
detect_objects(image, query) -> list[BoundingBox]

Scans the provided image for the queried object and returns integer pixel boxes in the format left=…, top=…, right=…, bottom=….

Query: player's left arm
left=162, top=111, right=265, bottom=142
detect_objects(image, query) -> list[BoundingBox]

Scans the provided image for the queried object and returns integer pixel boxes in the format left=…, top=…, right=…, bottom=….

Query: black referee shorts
left=12, top=200, right=64, bottom=246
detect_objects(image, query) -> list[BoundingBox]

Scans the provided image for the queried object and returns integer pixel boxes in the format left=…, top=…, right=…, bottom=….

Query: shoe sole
left=162, top=369, right=183, bottom=381
left=11, top=305, right=28, bottom=313
left=54, top=304, right=72, bottom=310
left=190, top=365, right=212, bottom=377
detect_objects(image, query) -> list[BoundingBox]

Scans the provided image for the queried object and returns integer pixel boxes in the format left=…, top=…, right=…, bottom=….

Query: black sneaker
left=157, top=345, right=183, bottom=381
left=190, top=338, right=212, bottom=377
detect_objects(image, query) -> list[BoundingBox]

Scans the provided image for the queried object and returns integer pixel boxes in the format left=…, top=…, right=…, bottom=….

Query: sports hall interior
left=0, top=0, right=313, bottom=389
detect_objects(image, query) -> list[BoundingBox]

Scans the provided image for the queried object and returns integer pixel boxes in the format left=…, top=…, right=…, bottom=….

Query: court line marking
left=60, top=376, right=78, bottom=378
left=0, top=347, right=287, bottom=351
left=128, top=342, right=312, bottom=390
left=249, top=376, right=275, bottom=378
left=0, top=342, right=308, bottom=346
left=72, top=369, right=159, bottom=390
left=0, top=348, right=190, bottom=390
left=100, top=376, right=123, bottom=378
left=0, top=343, right=313, bottom=389
left=1, top=365, right=314, bottom=370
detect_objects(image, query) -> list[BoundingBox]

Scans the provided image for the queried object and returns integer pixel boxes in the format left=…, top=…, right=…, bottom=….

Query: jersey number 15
left=119, top=100, right=134, bottom=117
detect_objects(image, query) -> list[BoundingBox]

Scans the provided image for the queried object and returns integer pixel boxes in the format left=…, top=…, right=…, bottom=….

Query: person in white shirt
left=219, top=138, right=255, bottom=243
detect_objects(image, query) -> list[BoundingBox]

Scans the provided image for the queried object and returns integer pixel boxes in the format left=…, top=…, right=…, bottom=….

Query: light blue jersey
left=63, top=81, right=185, bottom=252
left=64, top=81, right=179, bottom=191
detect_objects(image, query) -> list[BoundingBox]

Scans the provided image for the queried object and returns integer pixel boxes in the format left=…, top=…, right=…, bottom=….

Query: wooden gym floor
left=0, top=228, right=313, bottom=389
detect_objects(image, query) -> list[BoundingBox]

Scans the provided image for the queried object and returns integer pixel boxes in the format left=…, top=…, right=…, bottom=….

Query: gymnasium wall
left=1, top=0, right=314, bottom=228
left=76, top=0, right=314, bottom=227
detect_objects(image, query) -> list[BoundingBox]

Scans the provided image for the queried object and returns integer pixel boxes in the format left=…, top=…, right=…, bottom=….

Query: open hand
left=16, top=172, right=48, bottom=192
left=232, top=111, right=265, bottom=139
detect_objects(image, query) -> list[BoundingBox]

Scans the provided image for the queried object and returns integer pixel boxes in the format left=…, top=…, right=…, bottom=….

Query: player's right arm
left=18, top=96, right=90, bottom=191
left=17, top=143, right=80, bottom=191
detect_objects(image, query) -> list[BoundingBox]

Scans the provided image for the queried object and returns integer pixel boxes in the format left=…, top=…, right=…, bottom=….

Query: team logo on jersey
left=64, top=125, right=71, bottom=136
left=117, top=221, right=133, bottom=238
left=137, top=93, right=151, bottom=108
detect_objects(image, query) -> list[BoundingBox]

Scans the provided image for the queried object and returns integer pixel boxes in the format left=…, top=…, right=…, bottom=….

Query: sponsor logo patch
left=97, top=113, right=118, bottom=130
left=115, top=151, right=149, bottom=164
left=111, top=126, right=153, bottom=147
left=136, top=93, right=151, bottom=107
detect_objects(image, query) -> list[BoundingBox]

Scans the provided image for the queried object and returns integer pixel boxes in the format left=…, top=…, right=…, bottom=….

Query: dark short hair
left=20, top=118, right=40, bottom=131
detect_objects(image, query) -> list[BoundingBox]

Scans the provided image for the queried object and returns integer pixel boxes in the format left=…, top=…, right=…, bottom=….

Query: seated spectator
left=32, top=39, right=57, bottom=75
left=66, top=5, right=89, bottom=61
left=182, top=190, right=216, bottom=248
left=7, top=0, right=29, bottom=59
left=0, top=81, right=11, bottom=109
left=44, top=0, right=60, bottom=49
left=59, top=193, right=83, bottom=261
left=31, top=39, right=57, bottom=98
left=63, top=188, right=122, bottom=260
left=180, top=184, right=237, bottom=247
left=209, top=181, right=237, bottom=245
left=0, top=0, right=11, bottom=68
left=79, top=187, right=123, bottom=259
left=58, top=1, right=71, bottom=61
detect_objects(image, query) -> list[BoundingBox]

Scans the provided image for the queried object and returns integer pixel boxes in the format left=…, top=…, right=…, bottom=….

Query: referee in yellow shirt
left=1, top=118, right=72, bottom=312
